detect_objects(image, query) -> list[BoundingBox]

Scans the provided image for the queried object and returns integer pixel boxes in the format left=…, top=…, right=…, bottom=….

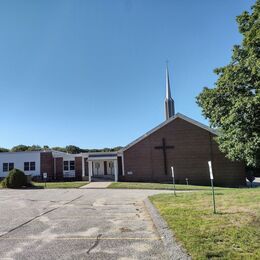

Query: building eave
left=121, top=113, right=217, bottom=152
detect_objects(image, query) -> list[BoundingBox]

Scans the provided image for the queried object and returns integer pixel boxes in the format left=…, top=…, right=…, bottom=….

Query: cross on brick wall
left=154, top=138, right=174, bottom=175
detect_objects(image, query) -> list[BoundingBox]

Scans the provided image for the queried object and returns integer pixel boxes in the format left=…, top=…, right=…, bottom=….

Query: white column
left=82, top=156, right=85, bottom=177
left=114, top=159, right=118, bottom=182
left=121, top=154, right=125, bottom=176
left=88, top=160, right=92, bottom=182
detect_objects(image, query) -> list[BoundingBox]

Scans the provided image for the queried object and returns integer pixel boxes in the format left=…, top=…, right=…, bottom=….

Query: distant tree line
left=0, top=145, right=123, bottom=154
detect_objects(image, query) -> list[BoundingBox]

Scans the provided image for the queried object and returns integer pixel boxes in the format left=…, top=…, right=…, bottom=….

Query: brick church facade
left=120, top=113, right=245, bottom=187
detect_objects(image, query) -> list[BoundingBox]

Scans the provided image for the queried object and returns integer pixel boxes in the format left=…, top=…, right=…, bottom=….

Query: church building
left=0, top=67, right=246, bottom=187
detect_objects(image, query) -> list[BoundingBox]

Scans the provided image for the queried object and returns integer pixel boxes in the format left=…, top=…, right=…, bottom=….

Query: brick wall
left=75, top=157, right=82, bottom=180
left=55, top=157, right=63, bottom=180
left=121, top=118, right=246, bottom=187
left=40, top=152, right=54, bottom=180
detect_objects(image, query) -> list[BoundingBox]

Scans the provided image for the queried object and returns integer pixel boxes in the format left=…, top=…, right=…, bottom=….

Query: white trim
left=121, top=113, right=217, bottom=152
left=82, top=156, right=85, bottom=177
left=0, top=151, right=42, bottom=155
left=121, top=154, right=125, bottom=176
left=88, top=161, right=92, bottom=182
left=87, top=156, right=118, bottom=161
left=114, top=159, right=118, bottom=182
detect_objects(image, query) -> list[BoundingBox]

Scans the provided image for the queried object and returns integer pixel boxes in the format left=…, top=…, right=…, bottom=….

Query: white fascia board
left=121, top=113, right=217, bottom=152
left=0, top=151, right=42, bottom=155
left=88, top=156, right=118, bottom=161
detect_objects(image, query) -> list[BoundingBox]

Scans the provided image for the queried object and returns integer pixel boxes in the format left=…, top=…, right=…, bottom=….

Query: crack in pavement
left=86, top=234, right=102, bottom=254
left=25, top=199, right=59, bottom=203
left=0, top=195, right=84, bottom=239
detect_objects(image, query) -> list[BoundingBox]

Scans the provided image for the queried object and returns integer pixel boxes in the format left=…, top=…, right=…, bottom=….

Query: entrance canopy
left=83, top=153, right=119, bottom=182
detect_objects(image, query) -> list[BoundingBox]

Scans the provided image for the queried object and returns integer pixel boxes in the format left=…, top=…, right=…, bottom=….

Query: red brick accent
left=121, top=118, right=246, bottom=187
left=40, top=152, right=54, bottom=180
left=55, top=157, right=63, bottom=180
left=75, top=157, right=82, bottom=180
left=117, top=156, right=123, bottom=176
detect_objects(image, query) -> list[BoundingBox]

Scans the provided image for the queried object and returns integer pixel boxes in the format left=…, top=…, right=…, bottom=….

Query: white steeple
left=166, top=65, right=171, bottom=99
left=164, top=64, right=175, bottom=120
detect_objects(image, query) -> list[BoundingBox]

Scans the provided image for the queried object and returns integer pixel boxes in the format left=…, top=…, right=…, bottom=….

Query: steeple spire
left=164, top=63, right=175, bottom=120
left=166, top=64, right=171, bottom=99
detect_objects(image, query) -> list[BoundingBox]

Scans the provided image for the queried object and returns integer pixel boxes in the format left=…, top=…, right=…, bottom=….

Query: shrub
left=2, top=168, right=28, bottom=188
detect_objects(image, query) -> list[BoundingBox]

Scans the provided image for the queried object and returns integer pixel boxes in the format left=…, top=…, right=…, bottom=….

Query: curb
left=144, top=198, right=191, bottom=260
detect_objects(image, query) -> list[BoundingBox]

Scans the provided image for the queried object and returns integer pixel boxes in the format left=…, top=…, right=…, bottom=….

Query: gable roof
left=121, top=113, right=217, bottom=152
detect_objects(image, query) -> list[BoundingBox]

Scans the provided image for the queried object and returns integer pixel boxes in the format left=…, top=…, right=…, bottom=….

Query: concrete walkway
left=80, top=181, right=112, bottom=189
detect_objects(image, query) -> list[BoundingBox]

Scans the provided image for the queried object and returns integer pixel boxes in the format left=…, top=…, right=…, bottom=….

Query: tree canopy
left=0, top=144, right=122, bottom=153
left=196, top=0, right=260, bottom=167
left=0, top=147, right=9, bottom=152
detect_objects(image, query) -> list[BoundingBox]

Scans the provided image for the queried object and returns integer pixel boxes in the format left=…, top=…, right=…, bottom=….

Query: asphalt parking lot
left=0, top=188, right=173, bottom=260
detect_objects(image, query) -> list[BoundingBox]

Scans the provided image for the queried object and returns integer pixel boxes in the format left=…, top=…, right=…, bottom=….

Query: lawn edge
left=108, top=185, right=213, bottom=191
left=144, top=198, right=191, bottom=260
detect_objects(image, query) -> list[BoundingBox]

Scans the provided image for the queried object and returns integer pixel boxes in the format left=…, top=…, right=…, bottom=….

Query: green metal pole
left=211, top=179, right=216, bottom=214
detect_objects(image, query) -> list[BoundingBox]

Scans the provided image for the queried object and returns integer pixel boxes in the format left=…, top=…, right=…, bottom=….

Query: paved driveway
left=0, top=188, right=174, bottom=260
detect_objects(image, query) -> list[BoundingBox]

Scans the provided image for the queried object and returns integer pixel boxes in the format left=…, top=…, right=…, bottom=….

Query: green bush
left=2, top=168, right=28, bottom=188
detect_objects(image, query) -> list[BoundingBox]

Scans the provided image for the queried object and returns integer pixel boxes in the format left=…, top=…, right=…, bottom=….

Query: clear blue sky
left=0, top=0, right=255, bottom=149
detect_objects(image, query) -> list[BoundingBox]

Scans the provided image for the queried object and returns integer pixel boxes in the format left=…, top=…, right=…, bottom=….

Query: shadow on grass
left=1, top=183, right=44, bottom=189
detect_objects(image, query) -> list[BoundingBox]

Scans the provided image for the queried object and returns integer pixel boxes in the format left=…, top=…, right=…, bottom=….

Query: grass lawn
left=150, top=188, right=260, bottom=259
left=108, top=182, right=225, bottom=191
left=32, top=181, right=88, bottom=189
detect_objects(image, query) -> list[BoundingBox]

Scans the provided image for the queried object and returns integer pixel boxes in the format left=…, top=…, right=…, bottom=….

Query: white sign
left=208, top=161, right=214, bottom=180
left=63, top=172, right=75, bottom=178
left=43, top=172, right=48, bottom=179
left=171, top=166, right=175, bottom=178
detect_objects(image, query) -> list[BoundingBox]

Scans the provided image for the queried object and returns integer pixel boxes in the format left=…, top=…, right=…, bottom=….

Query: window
left=9, top=163, right=14, bottom=171
left=63, top=160, right=75, bottom=171
left=3, top=163, right=8, bottom=172
left=24, top=162, right=30, bottom=171
left=30, top=162, right=35, bottom=171
left=24, top=162, right=36, bottom=171
left=3, top=163, right=14, bottom=172
left=63, top=161, right=69, bottom=171
left=70, top=161, right=75, bottom=171
left=108, top=162, right=114, bottom=168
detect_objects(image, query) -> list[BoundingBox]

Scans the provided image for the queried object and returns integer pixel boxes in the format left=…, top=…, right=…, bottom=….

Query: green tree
left=0, top=147, right=9, bottom=152
left=196, top=1, right=260, bottom=167
left=27, top=145, right=42, bottom=151
left=43, top=145, right=50, bottom=150
left=51, top=146, right=67, bottom=153
left=11, top=145, right=29, bottom=152
left=65, top=145, right=82, bottom=154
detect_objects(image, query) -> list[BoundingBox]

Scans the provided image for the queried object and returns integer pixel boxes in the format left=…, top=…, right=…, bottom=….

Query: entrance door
left=107, top=161, right=114, bottom=175
left=93, top=161, right=104, bottom=176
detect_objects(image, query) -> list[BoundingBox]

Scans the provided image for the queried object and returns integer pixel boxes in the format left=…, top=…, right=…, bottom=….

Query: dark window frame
left=3, top=163, right=8, bottom=172
left=24, top=162, right=30, bottom=171
left=8, top=163, right=14, bottom=171
left=70, top=161, right=75, bottom=171
left=63, top=161, right=69, bottom=171
left=30, top=162, right=35, bottom=171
